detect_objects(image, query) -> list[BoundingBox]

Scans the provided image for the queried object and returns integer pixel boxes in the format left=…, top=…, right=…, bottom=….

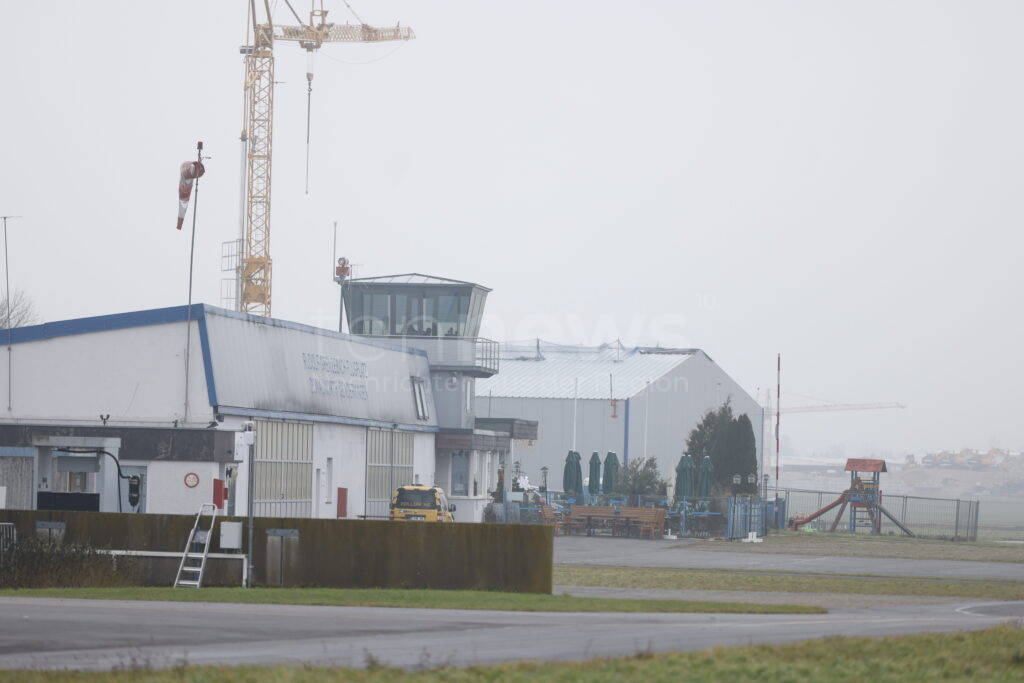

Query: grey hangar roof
left=477, top=342, right=702, bottom=400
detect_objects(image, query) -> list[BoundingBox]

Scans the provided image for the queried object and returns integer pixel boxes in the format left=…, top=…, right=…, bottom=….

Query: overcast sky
left=2, top=1, right=1022, bottom=460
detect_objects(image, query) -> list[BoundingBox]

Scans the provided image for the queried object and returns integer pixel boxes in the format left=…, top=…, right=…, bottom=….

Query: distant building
left=474, top=342, right=762, bottom=488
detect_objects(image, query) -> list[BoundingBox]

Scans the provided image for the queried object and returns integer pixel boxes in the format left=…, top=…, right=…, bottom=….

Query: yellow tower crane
left=231, top=1, right=414, bottom=317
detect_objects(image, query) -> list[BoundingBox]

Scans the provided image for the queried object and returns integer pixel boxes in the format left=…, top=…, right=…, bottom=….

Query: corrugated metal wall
left=0, top=454, right=33, bottom=509
left=253, top=420, right=313, bottom=518
left=365, top=429, right=414, bottom=519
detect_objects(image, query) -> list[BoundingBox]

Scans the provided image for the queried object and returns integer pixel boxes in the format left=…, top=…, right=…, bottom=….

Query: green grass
left=0, top=625, right=1021, bottom=682
left=0, top=586, right=822, bottom=615
left=697, top=529, right=1024, bottom=562
left=554, top=566, right=1024, bottom=600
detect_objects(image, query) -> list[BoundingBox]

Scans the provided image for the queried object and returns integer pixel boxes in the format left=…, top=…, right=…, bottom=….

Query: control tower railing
left=359, top=336, right=499, bottom=377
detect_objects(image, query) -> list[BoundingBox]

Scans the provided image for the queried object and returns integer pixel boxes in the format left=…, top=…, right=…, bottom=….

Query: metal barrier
left=770, top=487, right=980, bottom=540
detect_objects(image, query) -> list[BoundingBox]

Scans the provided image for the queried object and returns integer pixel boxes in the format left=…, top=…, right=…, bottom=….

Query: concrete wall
left=0, top=509, right=553, bottom=593
left=311, top=423, right=367, bottom=519
left=130, top=460, right=222, bottom=516
left=431, top=371, right=475, bottom=430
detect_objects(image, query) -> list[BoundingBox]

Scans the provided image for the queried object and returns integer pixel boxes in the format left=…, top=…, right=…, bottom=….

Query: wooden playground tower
left=789, top=459, right=914, bottom=536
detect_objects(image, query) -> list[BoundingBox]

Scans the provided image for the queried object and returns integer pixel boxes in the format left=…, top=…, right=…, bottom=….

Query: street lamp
left=1, top=215, right=21, bottom=412
left=540, top=466, right=548, bottom=492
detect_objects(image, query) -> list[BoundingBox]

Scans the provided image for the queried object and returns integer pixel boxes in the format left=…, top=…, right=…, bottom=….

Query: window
left=325, top=457, right=333, bottom=504
left=411, top=376, right=430, bottom=420
left=451, top=452, right=469, bottom=496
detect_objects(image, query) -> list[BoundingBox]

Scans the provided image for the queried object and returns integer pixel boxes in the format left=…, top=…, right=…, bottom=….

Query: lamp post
left=242, top=421, right=256, bottom=587
left=1, top=215, right=21, bottom=412
left=540, top=465, right=549, bottom=504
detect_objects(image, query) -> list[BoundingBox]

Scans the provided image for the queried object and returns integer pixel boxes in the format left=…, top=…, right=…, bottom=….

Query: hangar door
left=364, top=428, right=414, bottom=519
left=254, top=420, right=313, bottom=518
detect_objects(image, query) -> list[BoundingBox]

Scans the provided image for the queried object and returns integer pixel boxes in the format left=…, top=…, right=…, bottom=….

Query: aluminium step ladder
left=174, top=503, right=218, bottom=588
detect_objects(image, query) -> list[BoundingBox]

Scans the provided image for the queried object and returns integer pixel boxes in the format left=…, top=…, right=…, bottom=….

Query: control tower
left=343, top=273, right=534, bottom=521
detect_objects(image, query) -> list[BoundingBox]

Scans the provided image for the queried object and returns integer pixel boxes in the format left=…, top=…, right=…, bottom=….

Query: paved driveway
left=554, top=536, right=1024, bottom=581
left=0, top=597, right=1020, bottom=671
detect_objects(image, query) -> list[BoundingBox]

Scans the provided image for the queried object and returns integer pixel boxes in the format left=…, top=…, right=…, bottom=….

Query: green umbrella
left=674, top=455, right=689, bottom=504
left=688, top=456, right=696, bottom=499
left=562, top=451, right=576, bottom=493
left=588, top=452, right=602, bottom=495
left=602, top=452, right=619, bottom=494
left=698, top=455, right=713, bottom=497
left=573, top=451, right=585, bottom=496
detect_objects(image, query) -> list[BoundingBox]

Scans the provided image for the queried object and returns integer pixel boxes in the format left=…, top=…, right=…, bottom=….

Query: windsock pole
left=183, top=141, right=206, bottom=423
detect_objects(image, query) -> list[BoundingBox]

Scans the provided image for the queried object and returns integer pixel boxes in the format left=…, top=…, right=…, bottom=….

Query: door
left=365, top=429, right=414, bottom=519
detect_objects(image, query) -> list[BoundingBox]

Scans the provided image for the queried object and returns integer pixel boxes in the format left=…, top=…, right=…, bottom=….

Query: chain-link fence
left=769, top=488, right=980, bottom=541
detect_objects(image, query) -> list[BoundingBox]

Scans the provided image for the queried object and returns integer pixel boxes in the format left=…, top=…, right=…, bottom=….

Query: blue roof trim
left=196, top=314, right=218, bottom=408
left=0, top=303, right=428, bottom=360
left=1, top=304, right=204, bottom=344
left=217, top=405, right=439, bottom=433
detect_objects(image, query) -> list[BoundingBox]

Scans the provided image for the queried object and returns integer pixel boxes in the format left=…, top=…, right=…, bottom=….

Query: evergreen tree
left=731, top=414, right=759, bottom=493
left=617, top=457, right=666, bottom=504
left=684, top=400, right=733, bottom=464
left=684, top=399, right=759, bottom=495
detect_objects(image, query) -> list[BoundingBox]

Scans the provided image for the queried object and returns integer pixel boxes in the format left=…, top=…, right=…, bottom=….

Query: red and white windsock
left=176, top=160, right=206, bottom=230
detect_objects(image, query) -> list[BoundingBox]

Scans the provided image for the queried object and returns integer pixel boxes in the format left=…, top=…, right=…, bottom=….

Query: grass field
left=0, top=625, right=1020, bottom=682
left=0, top=586, right=822, bottom=615
left=692, top=529, right=1024, bottom=562
left=554, top=566, right=1024, bottom=600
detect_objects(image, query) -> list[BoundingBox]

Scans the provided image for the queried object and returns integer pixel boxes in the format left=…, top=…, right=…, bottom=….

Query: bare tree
left=0, top=290, right=40, bottom=328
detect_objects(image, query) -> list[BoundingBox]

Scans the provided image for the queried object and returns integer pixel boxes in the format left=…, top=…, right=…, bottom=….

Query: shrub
left=0, top=537, right=140, bottom=588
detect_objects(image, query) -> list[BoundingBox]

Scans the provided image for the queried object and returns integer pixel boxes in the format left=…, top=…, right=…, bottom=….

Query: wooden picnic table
left=564, top=506, right=667, bottom=539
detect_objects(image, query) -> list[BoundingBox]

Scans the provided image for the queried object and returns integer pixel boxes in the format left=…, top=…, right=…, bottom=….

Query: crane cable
left=305, top=68, right=312, bottom=194
left=340, top=0, right=364, bottom=25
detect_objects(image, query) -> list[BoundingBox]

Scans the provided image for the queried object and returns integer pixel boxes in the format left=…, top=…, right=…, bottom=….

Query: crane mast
left=240, top=20, right=275, bottom=316
left=232, top=1, right=414, bottom=317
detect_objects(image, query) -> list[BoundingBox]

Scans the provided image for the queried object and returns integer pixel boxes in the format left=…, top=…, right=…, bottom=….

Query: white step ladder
left=174, top=503, right=218, bottom=588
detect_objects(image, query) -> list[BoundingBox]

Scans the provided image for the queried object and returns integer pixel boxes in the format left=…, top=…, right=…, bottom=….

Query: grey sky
left=1, top=2, right=1021, bottom=460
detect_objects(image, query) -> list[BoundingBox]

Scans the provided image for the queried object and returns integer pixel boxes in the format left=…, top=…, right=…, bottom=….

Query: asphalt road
left=0, top=597, right=1021, bottom=671
left=554, top=537, right=1024, bottom=581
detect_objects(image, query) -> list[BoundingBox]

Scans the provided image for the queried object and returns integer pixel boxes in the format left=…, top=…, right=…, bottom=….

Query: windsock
left=176, top=160, right=206, bottom=230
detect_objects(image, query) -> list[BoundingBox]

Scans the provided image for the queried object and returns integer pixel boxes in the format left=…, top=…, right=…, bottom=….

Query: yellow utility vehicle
left=390, top=485, right=456, bottom=522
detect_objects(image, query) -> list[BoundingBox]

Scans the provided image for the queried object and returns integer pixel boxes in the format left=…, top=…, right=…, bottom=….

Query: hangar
left=475, top=341, right=763, bottom=489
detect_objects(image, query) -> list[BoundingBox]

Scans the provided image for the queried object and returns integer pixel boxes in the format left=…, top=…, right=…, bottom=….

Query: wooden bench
left=564, top=506, right=620, bottom=535
left=540, top=505, right=562, bottom=534
left=618, top=507, right=667, bottom=539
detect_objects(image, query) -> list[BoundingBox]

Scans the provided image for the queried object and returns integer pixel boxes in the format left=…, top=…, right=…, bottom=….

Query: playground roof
left=845, top=458, right=887, bottom=472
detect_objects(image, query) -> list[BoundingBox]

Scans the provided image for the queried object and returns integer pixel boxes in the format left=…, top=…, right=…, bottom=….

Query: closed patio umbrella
left=588, top=452, right=602, bottom=495
left=562, top=451, right=576, bottom=493
left=674, top=455, right=692, bottom=504
left=572, top=451, right=585, bottom=496
left=698, top=455, right=713, bottom=498
left=602, top=452, right=619, bottom=494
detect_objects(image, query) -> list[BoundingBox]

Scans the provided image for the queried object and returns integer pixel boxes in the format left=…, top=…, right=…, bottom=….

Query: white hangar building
left=0, top=288, right=533, bottom=522
left=475, top=342, right=763, bottom=488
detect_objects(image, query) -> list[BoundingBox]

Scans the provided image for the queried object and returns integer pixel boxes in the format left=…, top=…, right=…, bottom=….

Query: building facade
left=475, top=342, right=763, bottom=489
left=0, top=305, right=437, bottom=519
left=0, top=276, right=534, bottom=523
